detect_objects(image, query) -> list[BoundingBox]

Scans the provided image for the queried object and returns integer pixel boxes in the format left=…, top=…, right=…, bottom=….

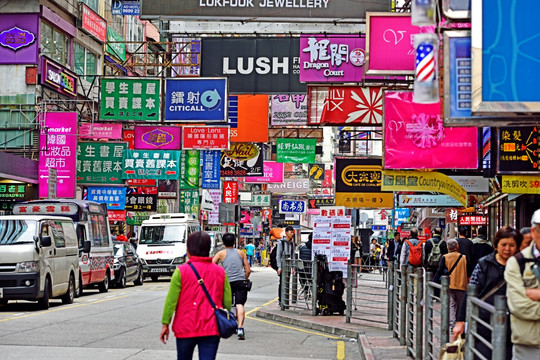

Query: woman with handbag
left=160, top=231, right=232, bottom=360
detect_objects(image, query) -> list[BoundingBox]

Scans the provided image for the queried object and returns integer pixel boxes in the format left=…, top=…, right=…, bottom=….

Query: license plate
left=150, top=268, right=169, bottom=273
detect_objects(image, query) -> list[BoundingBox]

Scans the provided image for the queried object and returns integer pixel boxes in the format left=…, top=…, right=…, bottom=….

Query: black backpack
left=269, top=241, right=282, bottom=271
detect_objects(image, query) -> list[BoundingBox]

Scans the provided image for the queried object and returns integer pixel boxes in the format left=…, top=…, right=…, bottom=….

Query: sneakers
left=237, top=328, right=245, bottom=340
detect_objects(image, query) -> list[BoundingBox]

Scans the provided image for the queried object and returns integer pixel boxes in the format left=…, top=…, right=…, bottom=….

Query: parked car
left=112, top=241, right=143, bottom=288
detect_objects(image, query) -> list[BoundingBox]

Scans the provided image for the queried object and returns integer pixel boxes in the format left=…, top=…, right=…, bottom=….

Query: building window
left=75, top=43, right=98, bottom=82
left=41, top=22, right=70, bottom=66
left=82, top=0, right=99, bottom=12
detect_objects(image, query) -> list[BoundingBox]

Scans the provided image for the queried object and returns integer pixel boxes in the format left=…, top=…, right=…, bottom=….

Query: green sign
left=77, top=142, right=127, bottom=184
left=0, top=184, right=26, bottom=198
left=106, top=27, right=126, bottom=61
left=180, top=150, right=200, bottom=189
left=180, top=189, right=199, bottom=216
left=276, top=138, right=316, bottom=163
left=240, top=194, right=271, bottom=207
left=122, top=150, right=181, bottom=180
left=126, top=211, right=150, bottom=226
left=100, top=78, right=161, bottom=122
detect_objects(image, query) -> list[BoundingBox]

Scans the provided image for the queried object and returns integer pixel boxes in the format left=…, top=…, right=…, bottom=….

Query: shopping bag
left=439, top=336, right=465, bottom=360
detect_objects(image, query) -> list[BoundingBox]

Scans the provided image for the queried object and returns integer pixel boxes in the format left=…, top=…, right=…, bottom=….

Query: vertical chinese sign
left=179, top=150, right=200, bottom=189
left=77, top=142, right=126, bottom=184
left=39, top=112, right=77, bottom=198
left=223, top=181, right=238, bottom=204
left=179, top=189, right=199, bottom=216
left=201, top=150, right=221, bottom=189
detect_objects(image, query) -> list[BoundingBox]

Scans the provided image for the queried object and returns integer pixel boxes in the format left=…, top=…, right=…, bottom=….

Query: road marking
left=336, top=340, right=345, bottom=360
left=245, top=314, right=341, bottom=340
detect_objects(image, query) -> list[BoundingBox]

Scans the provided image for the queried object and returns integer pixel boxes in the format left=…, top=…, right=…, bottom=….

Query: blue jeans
left=247, top=255, right=253, bottom=267
left=176, top=336, right=220, bottom=360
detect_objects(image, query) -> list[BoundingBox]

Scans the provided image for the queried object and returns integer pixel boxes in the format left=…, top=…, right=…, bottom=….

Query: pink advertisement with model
left=384, top=91, right=478, bottom=169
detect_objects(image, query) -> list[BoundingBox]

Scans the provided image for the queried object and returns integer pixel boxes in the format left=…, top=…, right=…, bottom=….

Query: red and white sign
left=223, top=181, right=238, bottom=204
left=182, top=126, right=230, bottom=150
left=127, top=179, right=156, bottom=186
left=123, top=129, right=134, bottom=149
left=107, top=210, right=126, bottom=222
left=82, top=4, right=107, bottom=43
left=13, top=203, right=78, bottom=215
left=458, top=215, right=488, bottom=226
left=446, top=209, right=459, bottom=224
left=320, top=206, right=346, bottom=217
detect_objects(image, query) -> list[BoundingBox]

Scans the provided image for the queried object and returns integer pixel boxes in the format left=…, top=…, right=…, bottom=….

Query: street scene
left=1, top=0, right=540, bottom=359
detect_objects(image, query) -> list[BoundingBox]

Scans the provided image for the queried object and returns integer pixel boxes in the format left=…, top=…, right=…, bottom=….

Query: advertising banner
left=384, top=91, right=478, bottom=169
left=276, top=138, right=316, bottom=163
left=207, top=189, right=221, bottom=224
left=502, top=175, right=540, bottom=194
left=223, top=181, right=238, bottom=204
left=382, top=170, right=467, bottom=206
left=279, top=200, right=307, bottom=214
left=0, top=13, right=39, bottom=64
left=308, top=198, right=335, bottom=209
left=458, top=215, right=488, bottom=226
left=221, top=143, right=263, bottom=177
left=240, top=194, right=271, bottom=207
left=201, top=37, right=304, bottom=94
left=100, top=78, right=160, bottom=122
left=79, top=123, right=122, bottom=139
left=183, top=126, right=230, bottom=150
left=308, top=86, right=383, bottom=125
left=87, top=187, right=127, bottom=210
left=179, top=189, right=199, bottom=216
left=158, top=179, right=177, bottom=198
left=312, top=215, right=351, bottom=276
left=498, top=126, right=540, bottom=174
left=82, top=4, right=107, bottom=42
left=77, top=142, right=126, bottom=184
left=201, top=150, right=221, bottom=189
left=107, top=210, right=126, bottom=222
left=112, top=0, right=140, bottom=15
left=164, top=78, right=227, bottom=122
left=123, top=129, right=134, bottom=149
left=134, top=126, right=181, bottom=150
left=38, top=113, right=77, bottom=198
left=270, top=94, right=307, bottom=126
left=245, top=161, right=284, bottom=183
left=126, top=211, right=150, bottom=225
left=267, top=178, right=310, bottom=194
left=450, top=176, right=490, bottom=193
left=40, top=56, right=77, bottom=98
left=366, top=13, right=421, bottom=75
left=229, top=95, right=269, bottom=143
left=106, top=27, right=126, bottom=61
left=121, top=150, right=181, bottom=180
left=300, top=35, right=369, bottom=82
left=179, top=150, right=200, bottom=189
left=397, top=194, right=462, bottom=207
left=125, top=193, right=157, bottom=211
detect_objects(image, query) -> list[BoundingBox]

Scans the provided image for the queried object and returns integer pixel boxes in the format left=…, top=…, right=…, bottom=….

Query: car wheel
left=37, top=277, right=51, bottom=310
left=151, top=275, right=159, bottom=282
left=76, top=274, right=83, bottom=298
left=62, top=274, right=75, bottom=304
left=98, top=272, right=110, bottom=293
left=118, top=268, right=126, bottom=288
left=134, top=266, right=143, bottom=286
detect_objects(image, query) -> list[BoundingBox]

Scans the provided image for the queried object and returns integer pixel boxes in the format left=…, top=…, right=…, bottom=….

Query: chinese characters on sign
left=82, top=4, right=107, bottom=42
left=239, top=194, right=271, bottom=207
left=180, top=150, right=200, bottom=189
left=279, top=200, right=307, bottom=214
left=276, top=138, right=316, bottom=163
left=502, top=175, right=540, bottom=194
left=498, top=126, right=540, bottom=173
left=458, top=215, right=488, bottom=226
left=0, top=184, right=26, bottom=199
left=77, top=142, right=126, bottom=184
left=134, top=126, right=181, bottom=150
left=100, top=78, right=160, bottom=121
left=122, top=150, right=181, bottom=180
left=179, top=189, right=199, bottom=216
left=223, top=181, right=238, bottom=204
left=87, top=187, right=127, bottom=210
left=221, top=143, right=263, bottom=177
left=125, top=194, right=157, bottom=211
left=270, top=94, right=307, bottom=126
left=182, top=126, right=230, bottom=150
left=201, top=150, right=221, bottom=189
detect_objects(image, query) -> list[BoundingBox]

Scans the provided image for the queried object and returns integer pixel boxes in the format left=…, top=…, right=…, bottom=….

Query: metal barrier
left=280, top=258, right=317, bottom=313
left=424, top=273, right=450, bottom=360
left=406, top=266, right=423, bottom=360
left=464, top=284, right=508, bottom=360
left=391, top=262, right=406, bottom=342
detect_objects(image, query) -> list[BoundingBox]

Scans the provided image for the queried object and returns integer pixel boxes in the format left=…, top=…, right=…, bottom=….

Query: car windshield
left=0, top=219, right=37, bottom=245
left=139, top=225, right=186, bottom=245
left=113, top=243, right=124, bottom=256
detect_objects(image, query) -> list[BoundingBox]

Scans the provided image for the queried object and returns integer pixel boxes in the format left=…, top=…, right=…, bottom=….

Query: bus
left=13, top=200, right=114, bottom=296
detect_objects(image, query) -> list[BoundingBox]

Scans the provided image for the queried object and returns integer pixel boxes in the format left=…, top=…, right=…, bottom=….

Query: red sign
left=458, top=215, right=488, bottom=226
left=107, top=210, right=126, bottom=222
left=82, top=4, right=106, bottom=42
left=320, top=207, right=345, bottom=217
left=127, top=179, right=156, bottom=186
left=127, top=186, right=158, bottom=195
left=182, top=126, right=230, bottom=150
left=123, top=129, right=134, bottom=149
left=322, top=169, right=333, bottom=188
left=223, top=181, right=238, bottom=204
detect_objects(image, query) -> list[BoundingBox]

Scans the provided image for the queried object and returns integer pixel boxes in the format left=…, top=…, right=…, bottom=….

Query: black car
left=113, top=241, right=143, bottom=288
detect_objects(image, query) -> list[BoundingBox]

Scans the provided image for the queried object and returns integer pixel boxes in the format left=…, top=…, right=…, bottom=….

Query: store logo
left=141, top=128, right=174, bottom=149
left=0, top=26, right=35, bottom=51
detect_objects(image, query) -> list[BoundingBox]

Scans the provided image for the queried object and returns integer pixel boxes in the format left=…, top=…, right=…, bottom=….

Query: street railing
left=406, top=266, right=424, bottom=360
left=424, top=273, right=450, bottom=360
left=280, top=258, right=317, bottom=313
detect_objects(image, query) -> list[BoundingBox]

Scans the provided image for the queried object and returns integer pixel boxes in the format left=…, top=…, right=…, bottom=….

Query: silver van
left=0, top=215, right=79, bottom=309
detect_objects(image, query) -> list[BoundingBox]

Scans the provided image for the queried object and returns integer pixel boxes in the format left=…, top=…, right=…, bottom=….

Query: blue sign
left=395, top=208, right=410, bottom=226
left=201, top=150, right=221, bottom=189
left=449, top=36, right=473, bottom=118
left=165, top=78, right=227, bottom=122
left=112, top=0, right=140, bottom=15
left=371, top=225, right=387, bottom=231
left=239, top=227, right=254, bottom=236
left=87, top=187, right=126, bottom=210
left=279, top=200, right=306, bottom=214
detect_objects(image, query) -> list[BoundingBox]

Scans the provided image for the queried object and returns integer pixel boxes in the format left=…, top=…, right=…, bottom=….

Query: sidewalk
left=255, top=301, right=408, bottom=360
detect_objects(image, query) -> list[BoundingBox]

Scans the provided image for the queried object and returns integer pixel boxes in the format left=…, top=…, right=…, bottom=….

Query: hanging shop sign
left=267, top=178, right=310, bottom=194
left=279, top=200, right=307, bottom=215
left=397, top=194, right=462, bottom=207
left=308, top=187, right=335, bottom=197
left=0, top=13, right=39, bottom=64
left=158, top=179, right=177, bottom=198
left=207, top=189, right=222, bottom=224
left=179, top=150, right=200, bottom=189
left=112, top=0, right=140, bottom=16
left=270, top=94, right=307, bottom=126
left=458, top=214, right=488, bottom=226
left=240, top=193, right=271, bottom=207
left=220, top=143, right=263, bottom=177
left=276, top=138, right=316, bottom=163
left=498, top=126, right=540, bottom=174
left=106, top=26, right=126, bottom=61
left=245, top=161, right=284, bottom=184
left=125, top=193, right=157, bottom=211
left=127, top=179, right=155, bottom=187
left=134, top=126, right=181, bottom=150
left=127, top=186, right=157, bottom=195
left=229, top=95, right=269, bottom=142
left=201, top=150, right=221, bottom=190
left=502, top=175, right=540, bottom=194
left=38, top=112, right=77, bottom=198
left=384, top=91, right=478, bottom=169
left=183, top=126, right=230, bottom=150
left=40, top=56, right=77, bottom=99
left=77, top=142, right=127, bottom=185
left=165, top=78, right=228, bottom=122
left=450, top=176, right=489, bottom=193
left=123, top=129, right=134, bottom=149
left=100, top=77, right=161, bottom=122
left=0, top=184, right=27, bottom=199
left=121, top=150, right=181, bottom=180
left=179, top=189, right=199, bottom=216
left=223, top=181, right=238, bottom=204
left=79, top=123, right=122, bottom=139
left=81, top=4, right=107, bottom=43
left=126, top=211, right=149, bottom=225
left=87, top=187, right=127, bottom=210
left=107, top=210, right=126, bottom=222
left=308, top=86, right=383, bottom=125
left=308, top=198, right=335, bottom=209
left=308, top=164, right=325, bottom=181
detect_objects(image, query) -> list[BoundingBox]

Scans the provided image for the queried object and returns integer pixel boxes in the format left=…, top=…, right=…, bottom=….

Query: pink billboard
left=384, top=91, right=478, bottom=169
left=134, top=126, right=181, bottom=150
left=245, top=161, right=284, bottom=183
left=366, top=13, right=421, bottom=75
left=38, top=112, right=77, bottom=198
left=79, top=123, right=122, bottom=139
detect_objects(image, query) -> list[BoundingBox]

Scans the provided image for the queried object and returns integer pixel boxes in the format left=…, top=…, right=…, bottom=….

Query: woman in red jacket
left=160, top=231, right=232, bottom=360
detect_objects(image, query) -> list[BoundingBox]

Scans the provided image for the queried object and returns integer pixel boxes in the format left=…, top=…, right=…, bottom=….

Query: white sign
left=450, top=176, right=490, bottom=193
left=267, top=178, right=310, bottom=194
left=48, top=167, right=57, bottom=199
left=201, top=189, right=215, bottom=211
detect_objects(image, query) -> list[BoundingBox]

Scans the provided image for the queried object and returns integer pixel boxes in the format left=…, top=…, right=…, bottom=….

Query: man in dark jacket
left=298, top=235, right=313, bottom=297
left=423, top=227, right=448, bottom=274
left=387, top=232, right=396, bottom=262
left=472, top=226, right=493, bottom=265
left=456, top=226, right=475, bottom=277
left=393, top=232, right=403, bottom=263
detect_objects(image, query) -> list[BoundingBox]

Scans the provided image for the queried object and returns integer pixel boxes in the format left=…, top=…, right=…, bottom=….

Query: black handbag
left=242, top=279, right=252, bottom=291
left=188, top=262, right=238, bottom=338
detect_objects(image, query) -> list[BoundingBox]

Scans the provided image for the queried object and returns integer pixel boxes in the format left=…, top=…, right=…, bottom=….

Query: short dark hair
left=410, top=229, right=418, bottom=238
left=394, top=231, right=400, bottom=237
left=477, top=226, right=487, bottom=237
left=222, top=233, right=236, bottom=247
left=187, top=231, right=211, bottom=257
left=285, top=225, right=295, bottom=232
left=458, top=226, right=469, bottom=237
left=432, top=227, right=442, bottom=236
left=493, top=226, right=523, bottom=249
left=520, top=227, right=531, bottom=236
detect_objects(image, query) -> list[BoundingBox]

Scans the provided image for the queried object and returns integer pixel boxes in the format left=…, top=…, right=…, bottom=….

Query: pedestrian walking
left=423, top=227, right=448, bottom=274
left=276, top=225, right=296, bottom=306
left=212, top=233, right=251, bottom=340
left=393, top=232, right=403, bottom=263
left=400, top=229, right=422, bottom=268
left=471, top=226, right=493, bottom=269
left=245, top=240, right=255, bottom=267
left=160, top=231, right=232, bottom=360
left=457, top=225, right=475, bottom=278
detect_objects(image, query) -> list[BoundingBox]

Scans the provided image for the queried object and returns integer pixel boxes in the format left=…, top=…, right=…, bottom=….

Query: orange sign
left=231, top=95, right=269, bottom=143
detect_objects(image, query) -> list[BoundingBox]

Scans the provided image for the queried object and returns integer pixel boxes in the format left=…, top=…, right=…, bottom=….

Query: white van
left=137, top=213, right=200, bottom=281
left=0, top=215, right=79, bottom=309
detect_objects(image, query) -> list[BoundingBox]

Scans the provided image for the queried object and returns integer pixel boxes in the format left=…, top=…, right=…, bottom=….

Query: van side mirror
left=41, top=236, right=52, bottom=247
left=82, top=240, right=91, bottom=253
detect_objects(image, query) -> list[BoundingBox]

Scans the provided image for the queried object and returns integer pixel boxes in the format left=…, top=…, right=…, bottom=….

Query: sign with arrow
left=121, top=150, right=181, bottom=180
left=77, top=142, right=127, bottom=185
left=201, top=150, right=221, bottom=189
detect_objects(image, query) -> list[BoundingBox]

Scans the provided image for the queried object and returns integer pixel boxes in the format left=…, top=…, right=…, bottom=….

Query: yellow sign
left=502, top=175, right=540, bottom=194
left=382, top=170, right=467, bottom=207
left=335, top=192, right=394, bottom=208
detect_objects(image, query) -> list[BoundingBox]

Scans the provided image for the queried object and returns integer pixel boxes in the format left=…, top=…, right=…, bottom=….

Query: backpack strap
left=514, top=251, right=538, bottom=276
left=447, top=254, right=463, bottom=276
left=405, top=239, right=413, bottom=248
